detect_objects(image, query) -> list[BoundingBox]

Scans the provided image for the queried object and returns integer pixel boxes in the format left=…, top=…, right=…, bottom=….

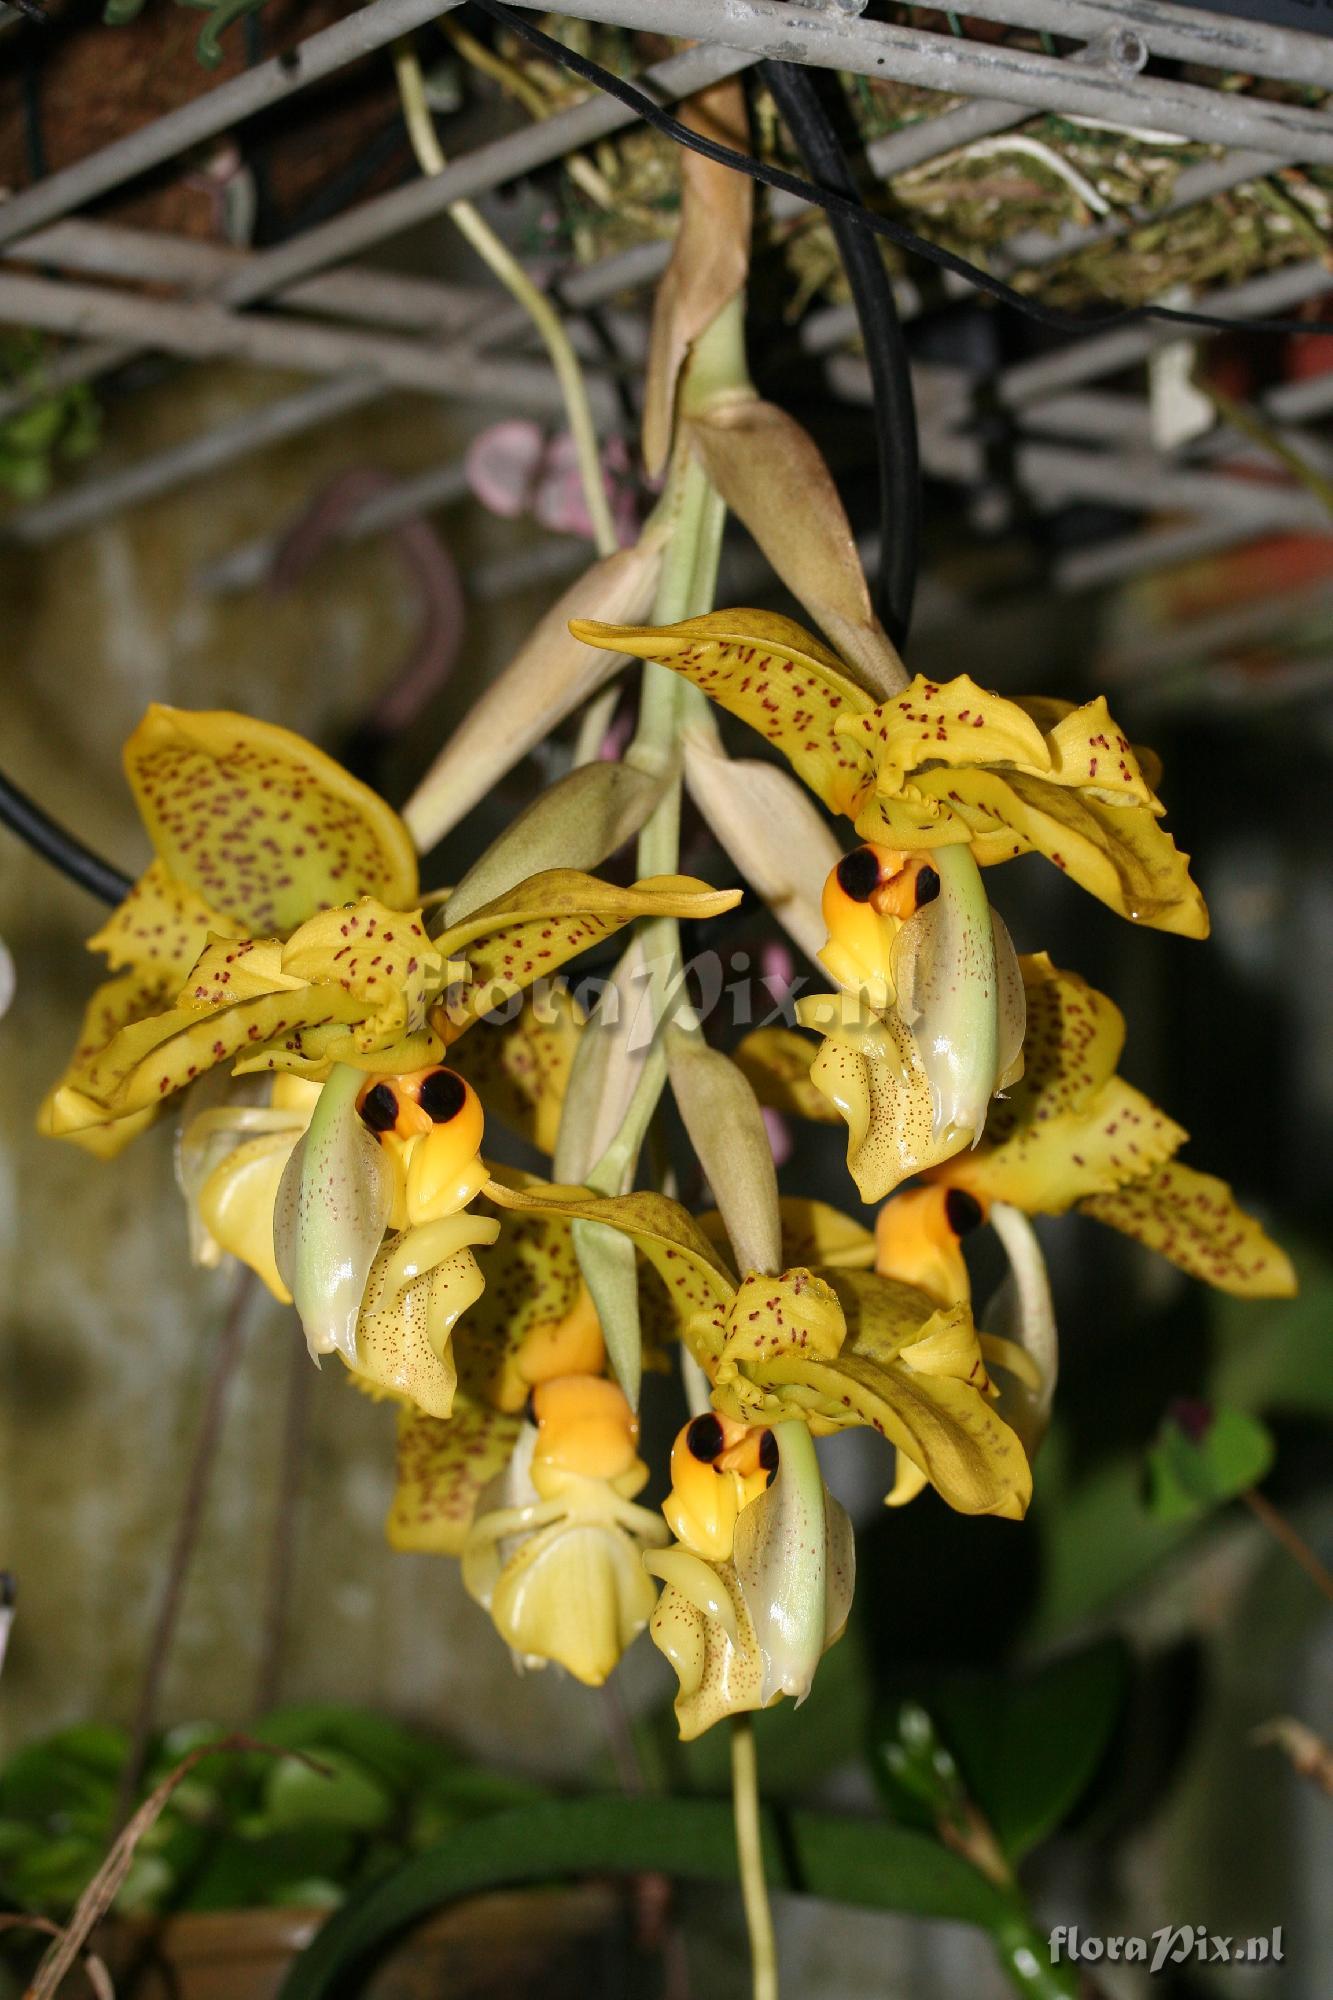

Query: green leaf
left=1146, top=1406, right=1274, bottom=1522
left=275, top=1796, right=1015, bottom=1999
left=262, top=1749, right=395, bottom=1835
left=872, top=1639, right=1128, bottom=1862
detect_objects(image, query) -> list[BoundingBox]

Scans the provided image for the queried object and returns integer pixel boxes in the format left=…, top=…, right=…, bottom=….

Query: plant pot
left=81, top=1885, right=618, bottom=2000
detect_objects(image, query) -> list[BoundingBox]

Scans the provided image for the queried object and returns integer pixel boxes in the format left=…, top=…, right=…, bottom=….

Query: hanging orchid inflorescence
left=41, top=73, right=1295, bottom=1984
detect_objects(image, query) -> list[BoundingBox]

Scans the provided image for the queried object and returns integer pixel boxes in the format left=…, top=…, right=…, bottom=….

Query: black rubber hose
left=0, top=770, right=132, bottom=905
left=760, top=59, right=920, bottom=651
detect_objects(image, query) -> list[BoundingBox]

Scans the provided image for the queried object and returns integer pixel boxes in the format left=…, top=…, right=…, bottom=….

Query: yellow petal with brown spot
left=388, top=1399, right=523, bottom=1556
left=568, top=610, right=876, bottom=818
left=450, top=986, right=583, bottom=1156
left=717, top=1271, right=845, bottom=1371
left=920, top=766, right=1208, bottom=937
left=124, top=704, right=418, bottom=933
left=1079, top=1161, right=1297, bottom=1298
left=39, top=964, right=179, bottom=1151
left=837, top=673, right=1052, bottom=787
left=434, top=871, right=741, bottom=1040
left=348, top=1238, right=486, bottom=1419
left=88, top=859, right=243, bottom=982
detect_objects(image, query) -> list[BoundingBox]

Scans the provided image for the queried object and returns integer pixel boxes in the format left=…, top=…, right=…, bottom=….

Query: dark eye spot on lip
left=836, top=846, right=881, bottom=903
left=914, top=864, right=941, bottom=908
left=359, top=1081, right=398, bottom=1133
left=419, top=1067, right=467, bottom=1123
left=758, top=1429, right=779, bottom=1478
left=945, top=1188, right=983, bottom=1236
left=686, top=1413, right=725, bottom=1463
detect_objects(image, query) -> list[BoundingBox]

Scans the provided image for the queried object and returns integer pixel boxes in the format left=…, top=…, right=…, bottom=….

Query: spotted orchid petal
left=574, top=610, right=1205, bottom=934
left=39, top=966, right=179, bottom=1155
left=641, top=78, right=752, bottom=477
left=388, top=1399, right=523, bottom=1556
left=274, top=1064, right=395, bottom=1364
left=349, top=1218, right=499, bottom=1417
left=484, top=1179, right=1029, bottom=1516
left=570, top=610, right=877, bottom=817
left=124, top=705, right=418, bottom=931
left=797, top=992, right=964, bottom=1201
left=757, top=1269, right=1032, bottom=1520
left=1079, top=1161, right=1296, bottom=1298
left=433, top=871, right=741, bottom=1041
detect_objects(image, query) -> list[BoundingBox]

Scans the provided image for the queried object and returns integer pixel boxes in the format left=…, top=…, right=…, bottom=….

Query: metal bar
left=211, top=41, right=755, bottom=309
left=537, top=0, right=1333, bottom=163
left=924, top=433, right=1329, bottom=527
left=896, top=0, right=1333, bottom=95
left=1, top=375, right=384, bottom=546
left=1054, top=512, right=1297, bottom=591
left=7, top=221, right=494, bottom=336
left=0, top=0, right=468, bottom=250
left=0, top=270, right=619, bottom=417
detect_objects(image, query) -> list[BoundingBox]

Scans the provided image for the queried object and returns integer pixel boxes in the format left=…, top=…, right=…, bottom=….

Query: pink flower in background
left=465, top=421, right=638, bottom=545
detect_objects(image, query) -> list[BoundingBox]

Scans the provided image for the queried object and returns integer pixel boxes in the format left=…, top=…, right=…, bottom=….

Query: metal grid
left=2, top=0, right=1333, bottom=613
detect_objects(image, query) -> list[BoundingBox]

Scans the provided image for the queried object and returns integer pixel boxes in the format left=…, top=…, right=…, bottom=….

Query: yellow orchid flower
left=485, top=1181, right=1032, bottom=1522
left=569, top=609, right=1208, bottom=938
left=739, top=956, right=1295, bottom=1301
left=461, top=1373, right=669, bottom=1686
left=41, top=704, right=418, bottom=1156
left=783, top=837, right=1026, bottom=1200
left=647, top=1412, right=855, bottom=1740
left=924, top=953, right=1296, bottom=1299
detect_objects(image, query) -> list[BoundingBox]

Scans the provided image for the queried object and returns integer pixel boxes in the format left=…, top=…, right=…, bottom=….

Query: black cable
left=0, top=772, right=133, bottom=905
left=762, top=60, right=919, bottom=650
left=467, top=0, right=1333, bottom=344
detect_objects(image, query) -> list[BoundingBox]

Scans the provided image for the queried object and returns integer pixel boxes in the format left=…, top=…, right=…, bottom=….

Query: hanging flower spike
left=40, top=704, right=419, bottom=1155
left=568, top=609, right=1209, bottom=938
left=647, top=1413, right=855, bottom=1740
left=789, top=838, right=1025, bottom=1200
left=924, top=954, right=1296, bottom=1299
left=462, top=1374, right=669, bottom=1686
left=484, top=1182, right=1032, bottom=1522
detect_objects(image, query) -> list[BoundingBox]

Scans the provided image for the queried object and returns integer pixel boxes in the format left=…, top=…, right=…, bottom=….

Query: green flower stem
left=731, top=1716, right=779, bottom=2000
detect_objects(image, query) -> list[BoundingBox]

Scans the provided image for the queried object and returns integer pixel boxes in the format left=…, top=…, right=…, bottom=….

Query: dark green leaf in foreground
left=276, top=1795, right=1016, bottom=2000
